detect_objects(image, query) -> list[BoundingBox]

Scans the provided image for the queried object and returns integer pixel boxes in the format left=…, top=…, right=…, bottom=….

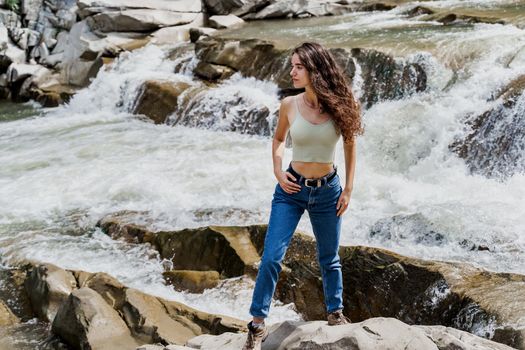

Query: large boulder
left=132, top=80, right=192, bottom=124
left=24, top=263, right=77, bottom=322
left=450, top=75, right=525, bottom=179
left=77, top=0, right=202, bottom=18
left=244, top=0, right=354, bottom=20
left=98, top=212, right=263, bottom=278
left=5, top=62, right=51, bottom=84
left=173, top=84, right=275, bottom=135
left=350, top=47, right=426, bottom=108
left=86, top=10, right=199, bottom=33
left=52, top=287, right=141, bottom=350
left=188, top=318, right=514, bottom=350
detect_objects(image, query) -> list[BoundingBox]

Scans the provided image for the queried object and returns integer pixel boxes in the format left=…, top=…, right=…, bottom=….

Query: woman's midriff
left=291, top=161, right=334, bottom=179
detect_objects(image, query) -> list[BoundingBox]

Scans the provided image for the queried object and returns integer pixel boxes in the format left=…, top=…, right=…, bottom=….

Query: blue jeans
left=249, top=166, right=344, bottom=319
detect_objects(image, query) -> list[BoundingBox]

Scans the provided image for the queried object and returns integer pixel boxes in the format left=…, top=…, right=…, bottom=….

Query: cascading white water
left=1, top=2, right=525, bottom=338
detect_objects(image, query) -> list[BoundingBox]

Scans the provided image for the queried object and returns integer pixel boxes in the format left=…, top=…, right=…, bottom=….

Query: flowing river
left=1, top=0, right=525, bottom=346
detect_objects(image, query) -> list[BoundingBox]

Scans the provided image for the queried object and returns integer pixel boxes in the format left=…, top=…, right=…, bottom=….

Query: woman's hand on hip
left=336, top=188, right=352, bottom=216
left=276, top=170, right=302, bottom=194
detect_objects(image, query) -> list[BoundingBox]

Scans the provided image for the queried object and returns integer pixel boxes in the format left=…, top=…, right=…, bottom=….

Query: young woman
left=243, top=42, right=363, bottom=350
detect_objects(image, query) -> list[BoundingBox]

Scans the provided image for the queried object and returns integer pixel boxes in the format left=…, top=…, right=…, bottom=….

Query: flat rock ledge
left=98, top=211, right=525, bottom=350
left=138, top=318, right=514, bottom=350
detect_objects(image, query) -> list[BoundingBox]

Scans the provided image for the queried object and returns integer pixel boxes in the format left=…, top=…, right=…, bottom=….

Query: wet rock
left=86, top=10, right=200, bottom=33
left=188, top=318, right=514, bottom=350
left=132, top=80, right=192, bottom=124
left=29, top=83, right=77, bottom=107
left=0, top=268, right=33, bottom=321
left=358, top=2, right=396, bottom=12
left=194, top=37, right=291, bottom=86
left=246, top=0, right=354, bottom=20
left=0, top=300, right=19, bottom=326
left=189, top=27, right=217, bottom=43
left=203, top=0, right=262, bottom=16
left=209, top=14, right=244, bottom=29
left=450, top=75, right=525, bottom=179
left=174, top=84, right=274, bottom=135
left=163, top=270, right=221, bottom=293
left=369, top=213, right=447, bottom=246
left=404, top=5, right=434, bottom=17
left=98, top=213, right=263, bottom=279
left=52, top=287, right=141, bottom=350
left=430, top=13, right=505, bottom=25
left=351, top=47, right=427, bottom=108
left=341, top=246, right=525, bottom=349
left=24, top=263, right=77, bottom=322
left=194, top=61, right=235, bottom=81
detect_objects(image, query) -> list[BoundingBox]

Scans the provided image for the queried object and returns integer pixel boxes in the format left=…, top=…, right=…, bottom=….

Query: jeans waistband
left=287, top=164, right=337, bottom=188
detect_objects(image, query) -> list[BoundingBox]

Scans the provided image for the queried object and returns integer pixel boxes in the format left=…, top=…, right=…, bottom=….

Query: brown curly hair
left=292, top=42, right=363, bottom=142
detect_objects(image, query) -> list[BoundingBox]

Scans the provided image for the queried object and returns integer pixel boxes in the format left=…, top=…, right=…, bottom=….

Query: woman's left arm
left=336, top=137, right=356, bottom=217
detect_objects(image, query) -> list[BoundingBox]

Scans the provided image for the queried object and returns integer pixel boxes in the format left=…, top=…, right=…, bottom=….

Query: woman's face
left=290, top=53, right=310, bottom=89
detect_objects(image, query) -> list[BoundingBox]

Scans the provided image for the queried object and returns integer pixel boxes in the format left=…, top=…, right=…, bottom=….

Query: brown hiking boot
left=327, top=309, right=351, bottom=326
left=242, top=321, right=269, bottom=350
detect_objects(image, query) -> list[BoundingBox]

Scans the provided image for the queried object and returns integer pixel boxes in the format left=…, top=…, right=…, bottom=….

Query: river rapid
left=1, top=0, right=524, bottom=337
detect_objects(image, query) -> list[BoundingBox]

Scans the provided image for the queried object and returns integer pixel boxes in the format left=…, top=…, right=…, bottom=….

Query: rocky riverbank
left=97, top=210, right=525, bottom=349
left=0, top=243, right=519, bottom=350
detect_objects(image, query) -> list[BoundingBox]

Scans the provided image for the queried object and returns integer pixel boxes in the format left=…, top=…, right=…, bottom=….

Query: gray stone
left=0, top=39, right=26, bottom=72
left=0, top=9, right=21, bottom=29
left=21, top=0, right=43, bottom=27
left=248, top=0, right=353, bottom=20
left=77, top=0, right=201, bottom=18
left=6, top=62, right=51, bottom=84
left=208, top=14, right=244, bottom=29
left=187, top=318, right=514, bottom=350
left=9, top=27, right=40, bottom=50
left=86, top=9, right=199, bottom=32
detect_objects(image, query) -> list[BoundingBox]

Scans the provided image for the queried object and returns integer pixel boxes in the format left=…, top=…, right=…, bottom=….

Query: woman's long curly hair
left=292, top=42, right=363, bottom=142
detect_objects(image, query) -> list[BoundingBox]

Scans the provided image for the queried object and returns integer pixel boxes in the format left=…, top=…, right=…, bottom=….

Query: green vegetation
left=5, top=0, right=20, bottom=12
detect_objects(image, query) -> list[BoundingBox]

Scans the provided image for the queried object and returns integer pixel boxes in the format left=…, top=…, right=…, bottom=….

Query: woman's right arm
left=273, top=97, right=302, bottom=194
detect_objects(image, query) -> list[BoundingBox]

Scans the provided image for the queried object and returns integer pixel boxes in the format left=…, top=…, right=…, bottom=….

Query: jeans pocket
left=327, top=174, right=340, bottom=188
